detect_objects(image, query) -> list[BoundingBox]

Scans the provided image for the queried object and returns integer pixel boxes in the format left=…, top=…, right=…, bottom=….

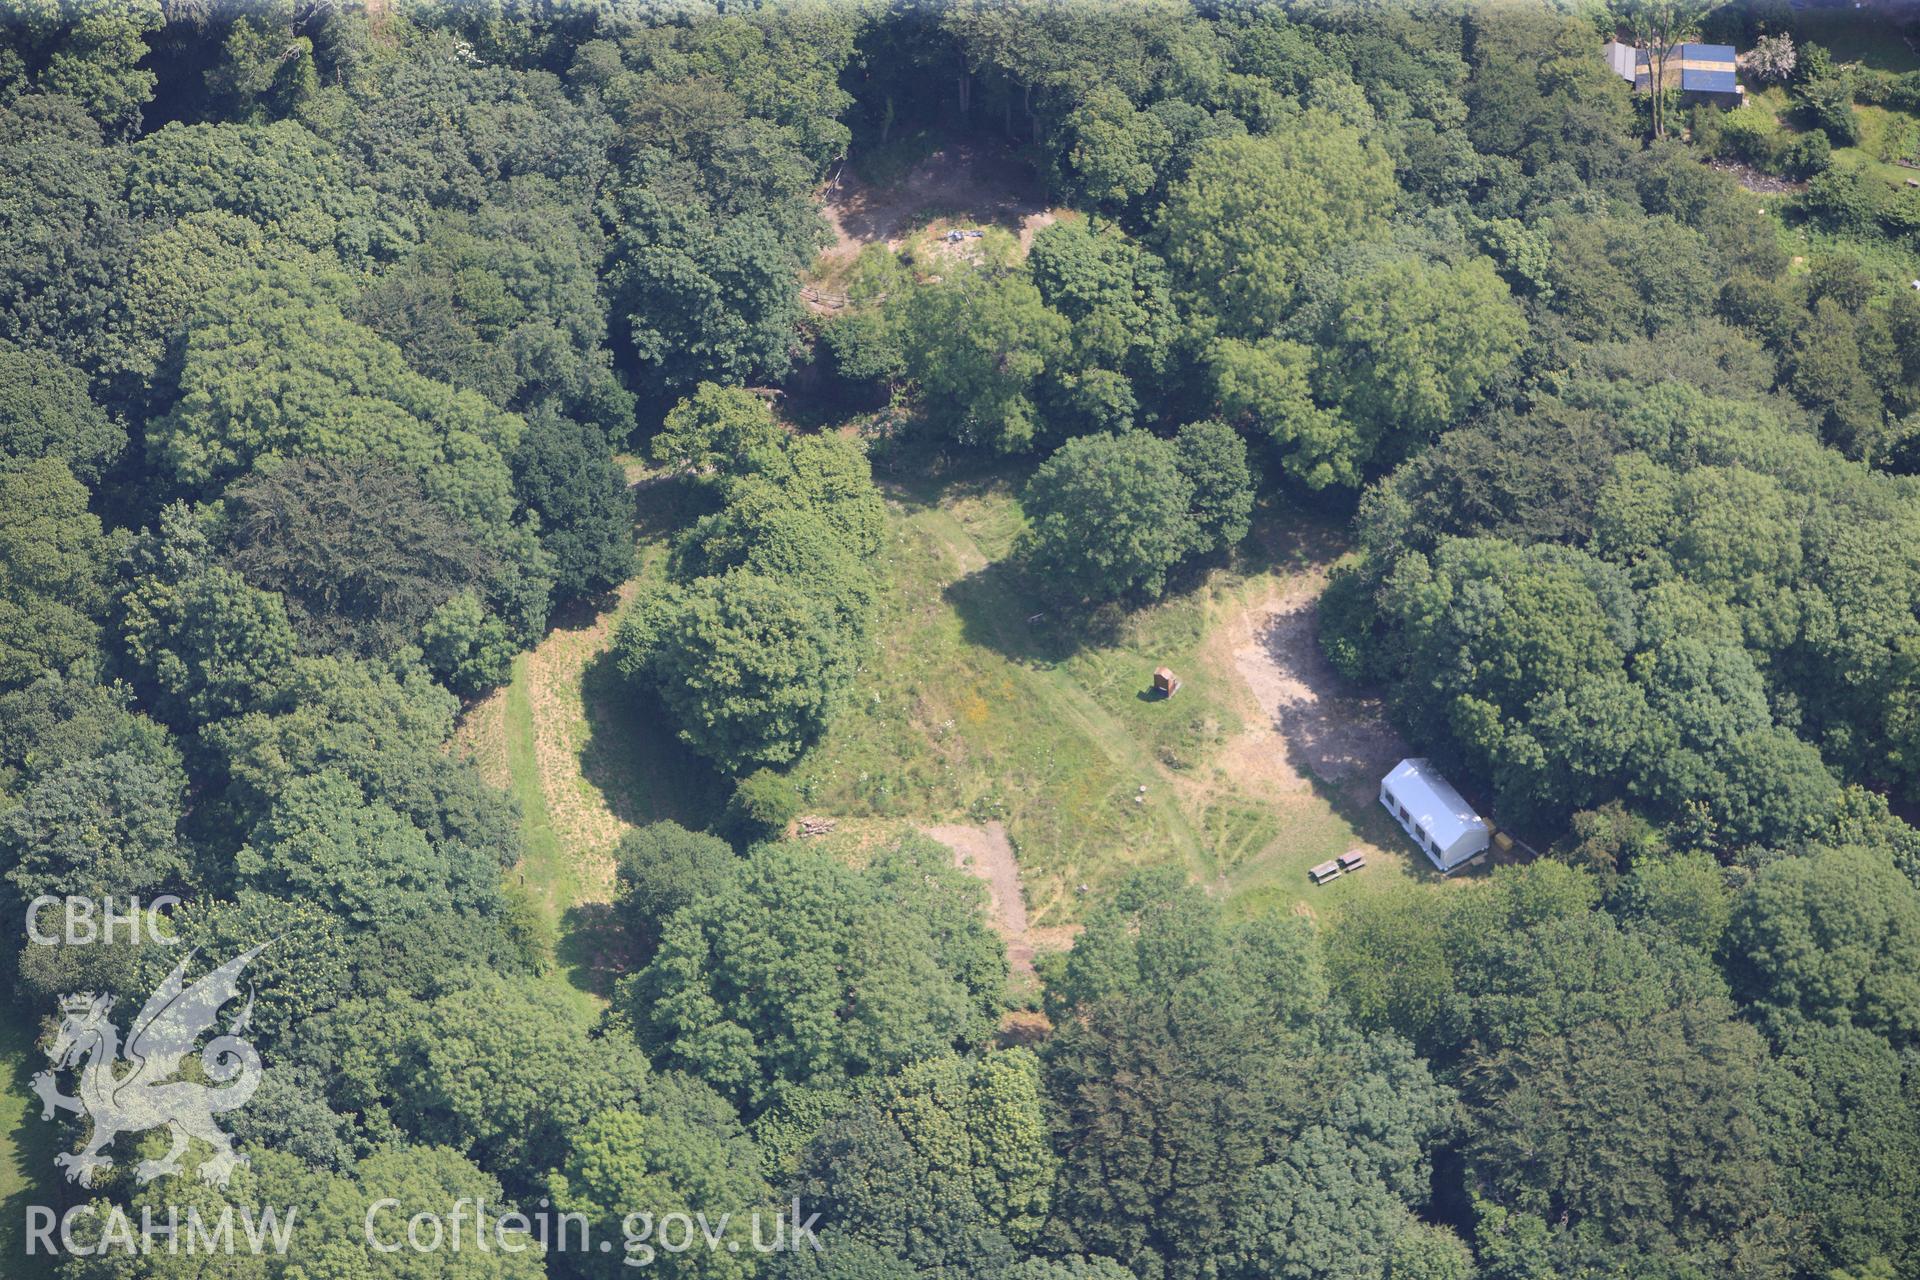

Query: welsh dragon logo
left=31, top=945, right=267, bottom=1188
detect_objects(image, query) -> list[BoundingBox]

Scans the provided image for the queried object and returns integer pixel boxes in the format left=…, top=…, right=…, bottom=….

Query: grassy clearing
left=1732, top=86, right=1920, bottom=280
left=809, top=215, right=1061, bottom=300
left=786, top=477, right=1190, bottom=927
left=1744, top=85, right=1915, bottom=181
left=459, top=474, right=726, bottom=1002
left=787, top=466, right=1448, bottom=930
left=1838, top=103, right=1916, bottom=177
left=1793, top=11, right=1920, bottom=75
left=901, top=221, right=1029, bottom=271
left=810, top=130, right=1066, bottom=304
left=461, top=441, right=1460, bottom=973
left=0, top=1005, right=59, bottom=1278
left=497, top=648, right=605, bottom=1016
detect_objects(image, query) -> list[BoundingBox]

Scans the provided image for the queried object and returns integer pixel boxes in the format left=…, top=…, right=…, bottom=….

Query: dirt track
left=924, top=821, right=1035, bottom=976
left=1229, top=589, right=1407, bottom=793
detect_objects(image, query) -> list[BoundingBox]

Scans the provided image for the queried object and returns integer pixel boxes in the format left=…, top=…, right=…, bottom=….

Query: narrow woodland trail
left=458, top=582, right=639, bottom=923
left=453, top=479, right=737, bottom=999
left=518, top=581, right=645, bottom=898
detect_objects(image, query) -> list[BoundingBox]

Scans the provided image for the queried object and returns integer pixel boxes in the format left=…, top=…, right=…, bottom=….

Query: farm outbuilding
left=1379, top=758, right=1491, bottom=875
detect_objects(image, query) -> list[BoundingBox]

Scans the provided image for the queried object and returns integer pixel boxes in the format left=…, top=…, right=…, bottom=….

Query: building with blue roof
left=1602, top=39, right=1745, bottom=107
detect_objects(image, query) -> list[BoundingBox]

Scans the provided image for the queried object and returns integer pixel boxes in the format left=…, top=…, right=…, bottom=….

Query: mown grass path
left=459, top=477, right=725, bottom=1001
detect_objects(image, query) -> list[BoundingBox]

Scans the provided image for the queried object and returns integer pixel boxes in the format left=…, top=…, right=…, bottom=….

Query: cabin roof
left=1381, top=758, right=1487, bottom=865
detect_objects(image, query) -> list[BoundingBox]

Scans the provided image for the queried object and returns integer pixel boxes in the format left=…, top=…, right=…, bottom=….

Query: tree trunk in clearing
left=1655, top=45, right=1670, bottom=139
left=1642, top=40, right=1667, bottom=140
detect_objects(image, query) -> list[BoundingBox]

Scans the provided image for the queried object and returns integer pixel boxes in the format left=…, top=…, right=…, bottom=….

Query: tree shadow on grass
left=944, top=558, right=1125, bottom=667
left=944, top=537, right=1245, bottom=668
left=632, top=472, right=705, bottom=544
left=577, top=648, right=729, bottom=836
left=1234, top=510, right=1354, bottom=581
left=542, top=586, right=624, bottom=636
left=0, top=1008, right=70, bottom=1278
left=867, top=431, right=1037, bottom=508
left=556, top=901, right=626, bottom=1000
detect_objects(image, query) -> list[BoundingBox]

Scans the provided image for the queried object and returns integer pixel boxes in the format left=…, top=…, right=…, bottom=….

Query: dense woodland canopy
left=3, top=1, right=1920, bottom=1279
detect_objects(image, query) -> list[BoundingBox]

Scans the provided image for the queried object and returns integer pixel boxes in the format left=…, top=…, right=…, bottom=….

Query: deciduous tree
left=901, top=270, right=1069, bottom=454
left=620, top=839, right=1003, bottom=1113
left=0, top=458, right=108, bottom=691
left=1728, top=845, right=1920, bottom=1045
left=1023, top=431, right=1198, bottom=602
left=0, top=340, right=123, bottom=482
left=1157, top=117, right=1395, bottom=335
left=618, top=570, right=858, bottom=773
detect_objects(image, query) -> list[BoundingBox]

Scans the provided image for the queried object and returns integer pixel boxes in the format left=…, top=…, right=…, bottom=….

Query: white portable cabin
left=1602, top=40, right=1638, bottom=84
left=1379, top=758, right=1491, bottom=874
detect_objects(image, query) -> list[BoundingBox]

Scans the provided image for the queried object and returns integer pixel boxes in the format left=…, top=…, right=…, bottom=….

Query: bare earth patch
left=924, top=820, right=1035, bottom=976
left=1706, top=158, right=1803, bottom=197
left=1216, top=581, right=1410, bottom=889
left=813, top=138, right=1060, bottom=297
left=1229, top=587, right=1407, bottom=791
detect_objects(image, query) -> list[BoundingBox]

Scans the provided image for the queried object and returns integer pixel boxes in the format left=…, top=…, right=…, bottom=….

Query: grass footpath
left=460, top=473, right=725, bottom=1005
left=498, top=648, right=600, bottom=1013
